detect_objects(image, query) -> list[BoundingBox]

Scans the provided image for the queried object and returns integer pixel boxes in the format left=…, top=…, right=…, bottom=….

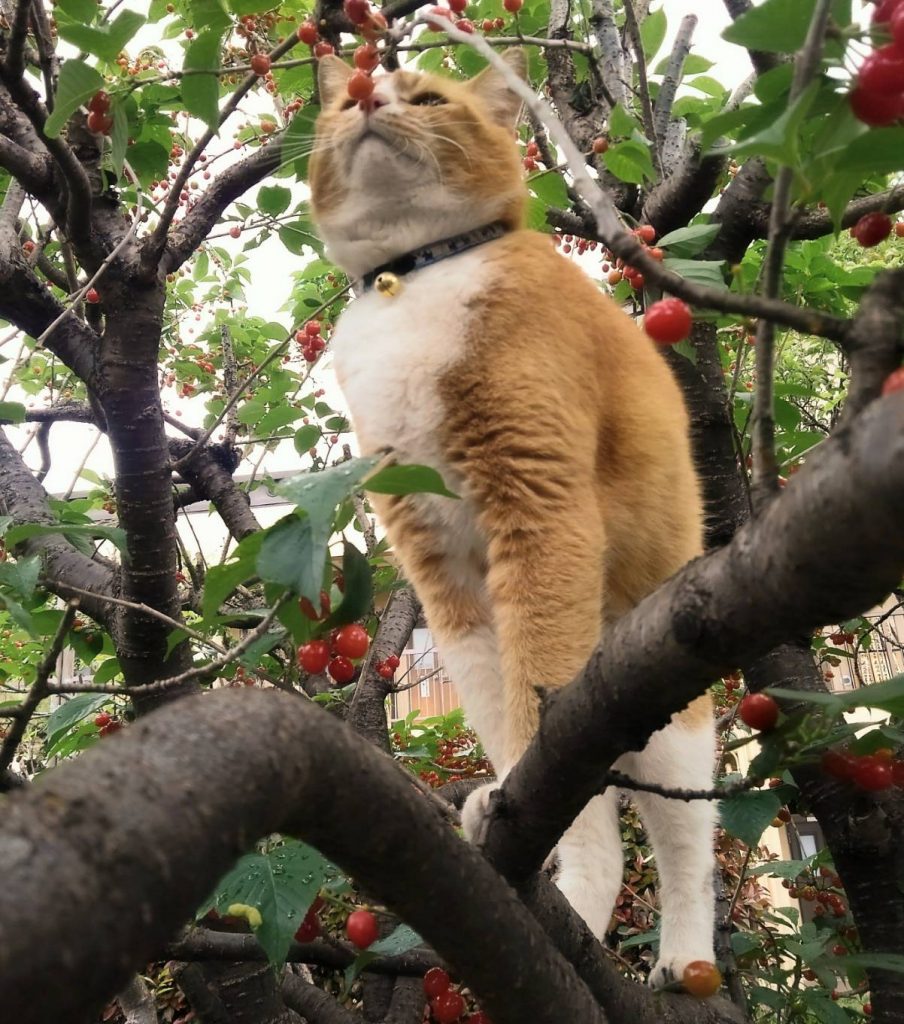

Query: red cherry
left=896, top=221, right=904, bottom=237
left=592, top=136, right=609, bottom=154
left=859, top=45, right=904, bottom=94
left=482, top=18, right=494, bottom=30
left=328, top=655, right=355, bottom=684
left=448, top=0, right=467, bottom=10
left=347, top=70, right=375, bottom=102
left=94, top=712, right=112, bottom=727
left=423, top=967, right=451, bottom=999
left=334, top=623, right=369, bottom=659
left=821, top=747, right=857, bottom=780
left=849, top=85, right=904, bottom=126
left=86, top=110, right=113, bottom=134
left=635, top=224, right=656, bottom=243
left=503, top=0, right=523, bottom=11
left=229, top=226, right=242, bottom=239
left=431, top=991, right=466, bottom=1023
left=864, top=1004, right=873, bottom=1016
left=299, top=590, right=331, bottom=621
left=882, top=367, right=904, bottom=396
left=456, top=17, right=475, bottom=32
left=376, top=661, right=394, bottom=679
left=682, top=960, right=723, bottom=998
left=360, top=10, right=387, bottom=42
left=738, top=693, right=779, bottom=732
left=88, top=90, right=111, bottom=114
left=99, top=720, right=122, bottom=737
left=873, top=0, right=904, bottom=24
left=86, top=287, right=100, bottom=303
left=250, top=54, right=271, bottom=75
left=644, top=298, right=693, bottom=345
left=386, top=654, right=400, bottom=669
left=346, top=909, right=379, bottom=948
left=294, top=908, right=321, bottom=942
left=851, top=212, right=893, bottom=247
left=297, top=20, right=319, bottom=44
left=298, top=639, right=331, bottom=674
left=892, top=5, right=904, bottom=49
left=313, top=41, right=335, bottom=58
left=852, top=755, right=894, bottom=791
left=344, top=0, right=370, bottom=23
left=354, top=44, right=380, bottom=72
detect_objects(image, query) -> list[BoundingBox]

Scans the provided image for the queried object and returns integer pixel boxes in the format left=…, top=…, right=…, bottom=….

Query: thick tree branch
left=281, top=975, right=360, bottom=1024
left=0, top=689, right=610, bottom=1024
left=169, top=438, right=260, bottom=542
left=348, top=585, right=421, bottom=749
left=0, top=429, right=115, bottom=624
left=0, top=133, right=52, bottom=197
left=746, top=184, right=904, bottom=241
left=652, top=14, right=696, bottom=149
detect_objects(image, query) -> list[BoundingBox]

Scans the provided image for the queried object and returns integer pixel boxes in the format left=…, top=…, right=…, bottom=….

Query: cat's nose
left=359, top=93, right=388, bottom=115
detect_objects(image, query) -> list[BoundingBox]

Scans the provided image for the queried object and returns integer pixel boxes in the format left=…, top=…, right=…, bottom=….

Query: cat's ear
left=318, top=54, right=354, bottom=106
left=466, top=49, right=527, bottom=126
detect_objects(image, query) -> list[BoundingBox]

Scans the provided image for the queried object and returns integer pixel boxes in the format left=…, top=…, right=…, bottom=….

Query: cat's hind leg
left=615, top=698, right=717, bottom=988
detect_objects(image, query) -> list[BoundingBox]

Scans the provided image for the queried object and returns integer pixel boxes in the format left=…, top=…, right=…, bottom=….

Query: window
left=419, top=677, right=431, bottom=698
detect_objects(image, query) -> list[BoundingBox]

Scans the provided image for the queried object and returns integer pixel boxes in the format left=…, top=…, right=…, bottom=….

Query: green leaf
left=806, top=996, right=855, bottom=1024
left=46, top=719, right=100, bottom=760
left=370, top=924, right=422, bottom=955
left=834, top=127, right=904, bottom=176
left=748, top=858, right=812, bottom=879
left=182, top=29, right=223, bottom=128
left=662, top=257, right=727, bottom=289
left=639, top=7, right=667, bottom=60
left=256, top=515, right=318, bottom=598
left=364, top=464, right=459, bottom=499
left=608, top=103, right=640, bottom=138
left=188, top=0, right=231, bottom=32
left=657, top=223, right=721, bottom=257
left=258, top=184, right=293, bottom=217
left=57, top=0, right=98, bottom=21
left=278, top=222, right=322, bottom=256
left=45, top=693, right=108, bottom=752
left=722, top=80, right=820, bottom=164
left=255, top=406, right=304, bottom=435
left=529, top=170, right=569, bottom=210
left=0, top=555, right=41, bottom=598
left=4, top=522, right=128, bottom=556
left=228, top=0, right=283, bottom=12
left=722, top=0, right=848, bottom=54
left=126, top=140, right=170, bottom=185
left=201, top=533, right=264, bottom=620
left=45, top=60, right=105, bottom=139
left=203, top=840, right=329, bottom=968
left=294, top=424, right=321, bottom=454
left=603, top=139, right=655, bottom=184
left=322, top=543, right=372, bottom=629
left=93, top=658, right=122, bottom=685
left=719, top=790, right=782, bottom=847
left=56, top=9, right=146, bottom=62
left=0, top=402, right=26, bottom=423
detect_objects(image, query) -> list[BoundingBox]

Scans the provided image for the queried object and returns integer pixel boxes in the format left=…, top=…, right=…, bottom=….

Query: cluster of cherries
left=849, top=0, right=904, bottom=126
left=422, top=967, right=490, bottom=1023
left=822, top=744, right=904, bottom=791
left=780, top=863, right=850, bottom=921
left=297, top=617, right=370, bottom=685
left=93, top=711, right=123, bottom=738
left=849, top=211, right=903, bottom=247
left=85, top=90, right=113, bottom=135
left=295, top=318, right=328, bottom=362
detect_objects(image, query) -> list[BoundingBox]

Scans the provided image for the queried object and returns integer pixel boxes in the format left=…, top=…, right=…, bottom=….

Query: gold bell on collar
left=374, top=271, right=402, bottom=298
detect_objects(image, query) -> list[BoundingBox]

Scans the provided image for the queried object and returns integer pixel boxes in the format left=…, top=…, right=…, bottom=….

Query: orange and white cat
left=310, top=51, right=716, bottom=986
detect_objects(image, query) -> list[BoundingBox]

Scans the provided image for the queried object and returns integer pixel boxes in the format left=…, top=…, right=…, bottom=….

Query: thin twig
left=604, top=768, right=760, bottom=801
left=622, top=0, right=662, bottom=172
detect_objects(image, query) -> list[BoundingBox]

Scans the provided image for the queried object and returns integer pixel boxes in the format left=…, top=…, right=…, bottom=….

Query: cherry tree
left=1, top=1, right=904, bottom=1023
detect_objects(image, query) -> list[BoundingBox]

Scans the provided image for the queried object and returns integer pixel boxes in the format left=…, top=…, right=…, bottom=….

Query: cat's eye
left=410, top=92, right=448, bottom=107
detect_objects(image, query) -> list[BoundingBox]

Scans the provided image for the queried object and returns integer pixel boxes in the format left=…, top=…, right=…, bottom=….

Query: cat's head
left=309, top=51, right=527, bottom=278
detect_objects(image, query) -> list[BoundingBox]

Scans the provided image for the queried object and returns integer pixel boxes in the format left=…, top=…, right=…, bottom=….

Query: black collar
left=360, top=222, right=508, bottom=291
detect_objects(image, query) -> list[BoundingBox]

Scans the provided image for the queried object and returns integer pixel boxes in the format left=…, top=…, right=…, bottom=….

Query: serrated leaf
left=182, top=29, right=223, bottom=128
left=45, top=60, right=105, bottom=139
left=608, top=103, right=640, bottom=138
left=0, top=402, right=26, bottom=423
left=720, top=790, right=782, bottom=847
left=0, top=555, right=40, bottom=598
left=255, top=406, right=304, bottom=436
left=364, top=464, right=459, bottom=499
left=45, top=694, right=109, bottom=752
left=834, top=127, right=904, bottom=176
left=529, top=170, right=569, bottom=209
left=722, top=80, right=820, bottom=164
left=56, top=9, right=146, bottom=62
left=202, top=840, right=329, bottom=967
left=258, top=184, right=292, bottom=217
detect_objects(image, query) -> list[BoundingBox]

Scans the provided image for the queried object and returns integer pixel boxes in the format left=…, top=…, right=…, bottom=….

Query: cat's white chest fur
left=330, top=250, right=490, bottom=558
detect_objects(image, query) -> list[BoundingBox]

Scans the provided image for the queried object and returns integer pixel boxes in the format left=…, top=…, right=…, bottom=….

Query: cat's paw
left=461, top=781, right=503, bottom=846
left=648, top=952, right=716, bottom=991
